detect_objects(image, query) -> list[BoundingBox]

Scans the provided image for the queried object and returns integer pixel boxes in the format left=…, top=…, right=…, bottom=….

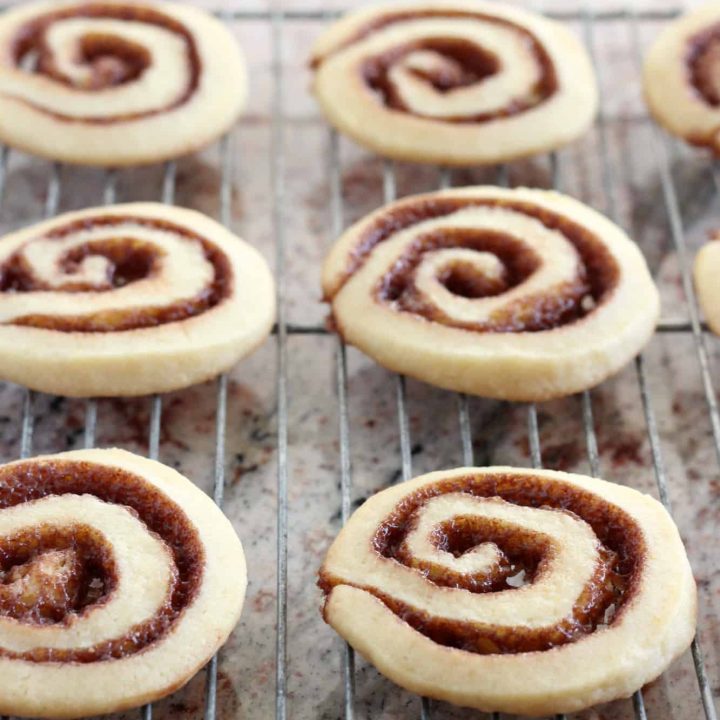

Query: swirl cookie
left=0, top=0, right=246, bottom=166
left=320, top=466, right=696, bottom=716
left=0, top=448, right=246, bottom=719
left=0, top=202, right=275, bottom=397
left=644, top=3, right=720, bottom=151
left=322, top=186, right=659, bottom=401
left=310, top=1, right=598, bottom=165
left=695, top=236, right=720, bottom=334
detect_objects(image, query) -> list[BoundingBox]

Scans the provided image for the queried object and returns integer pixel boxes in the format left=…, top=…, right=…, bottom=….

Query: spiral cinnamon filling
left=319, top=472, right=644, bottom=655
left=0, top=525, right=115, bottom=625
left=0, top=216, right=232, bottom=332
left=0, top=459, right=202, bottom=663
left=688, top=24, right=720, bottom=106
left=312, top=10, right=557, bottom=123
left=9, top=3, right=200, bottom=123
left=331, top=197, right=619, bottom=332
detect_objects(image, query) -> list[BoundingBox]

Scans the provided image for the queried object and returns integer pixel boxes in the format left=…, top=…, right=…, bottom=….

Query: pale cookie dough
left=0, top=448, right=246, bottom=719
left=322, top=185, right=660, bottom=401
left=310, top=0, right=598, bottom=165
left=695, top=237, right=720, bottom=334
left=319, top=466, right=697, bottom=717
left=0, top=0, right=247, bottom=165
left=644, top=2, right=720, bottom=151
left=0, top=202, right=275, bottom=397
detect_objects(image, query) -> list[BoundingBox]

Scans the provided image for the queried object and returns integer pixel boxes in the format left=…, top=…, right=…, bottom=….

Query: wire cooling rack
left=0, top=4, right=717, bottom=720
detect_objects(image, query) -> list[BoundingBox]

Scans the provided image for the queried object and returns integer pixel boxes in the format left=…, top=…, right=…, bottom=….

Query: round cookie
left=0, top=0, right=246, bottom=166
left=695, top=236, right=720, bottom=334
left=319, top=466, right=697, bottom=716
left=0, top=448, right=246, bottom=719
left=0, top=202, right=275, bottom=397
left=644, top=2, right=720, bottom=151
left=322, top=185, right=660, bottom=401
left=310, top=0, right=598, bottom=165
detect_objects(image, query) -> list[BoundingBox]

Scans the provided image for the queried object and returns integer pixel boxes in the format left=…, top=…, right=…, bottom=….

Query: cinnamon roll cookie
left=0, top=0, right=246, bottom=166
left=644, top=3, right=720, bottom=151
left=322, top=186, right=659, bottom=401
left=0, top=203, right=275, bottom=397
left=695, top=235, right=720, bottom=334
left=0, top=448, right=246, bottom=719
left=310, top=1, right=598, bottom=165
left=320, top=466, right=696, bottom=716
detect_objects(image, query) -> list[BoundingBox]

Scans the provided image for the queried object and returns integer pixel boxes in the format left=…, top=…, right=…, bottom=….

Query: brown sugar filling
left=0, top=459, right=203, bottom=663
left=688, top=24, right=720, bottom=107
left=328, top=197, right=619, bottom=333
left=319, top=472, right=645, bottom=655
left=0, top=215, right=233, bottom=333
left=379, top=227, right=591, bottom=332
left=0, top=525, right=116, bottom=625
left=9, top=3, right=200, bottom=123
left=311, top=10, right=557, bottom=123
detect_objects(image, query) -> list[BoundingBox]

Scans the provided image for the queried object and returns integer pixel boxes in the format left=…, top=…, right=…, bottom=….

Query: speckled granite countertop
left=0, top=2, right=717, bottom=719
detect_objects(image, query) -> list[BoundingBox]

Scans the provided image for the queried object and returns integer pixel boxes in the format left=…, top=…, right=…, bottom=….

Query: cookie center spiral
left=0, top=459, right=203, bottom=663
left=314, top=10, right=557, bottom=123
left=0, top=216, right=232, bottom=332
left=8, top=3, right=199, bottom=122
left=0, top=524, right=114, bottom=625
left=321, top=472, right=644, bottom=655
left=334, top=197, right=619, bottom=333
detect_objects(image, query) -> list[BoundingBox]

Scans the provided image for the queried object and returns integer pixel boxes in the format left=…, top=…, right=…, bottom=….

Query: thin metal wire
left=84, top=168, right=119, bottom=449
left=218, top=135, right=233, bottom=228
left=637, top=357, right=718, bottom=720
left=19, top=391, right=34, bottom=460
left=691, top=640, right=719, bottom=720
left=457, top=394, right=473, bottom=466
left=381, top=160, right=413, bottom=489
left=635, top=356, right=672, bottom=511
left=271, top=10, right=290, bottom=720
left=44, top=163, right=61, bottom=219
left=496, top=164, right=510, bottom=188
left=580, top=10, right=648, bottom=716
left=198, top=7, right=685, bottom=22
left=0, top=146, right=8, bottom=200
left=136, top=155, right=182, bottom=720
left=103, top=169, right=117, bottom=205
left=494, top=164, right=545, bottom=480
left=19, top=162, right=62, bottom=459
left=83, top=401, right=97, bottom=450
left=139, top=164, right=179, bottom=466
left=138, top=161, right=179, bottom=469
left=330, top=134, right=353, bottom=529
left=204, top=134, right=234, bottom=720
left=383, top=158, right=396, bottom=201
left=526, top=407, right=542, bottom=469
left=162, top=161, right=177, bottom=206
left=628, top=12, right=719, bottom=717
left=328, top=130, right=356, bottom=720
left=379, top=158, right=432, bottom=720
left=586, top=9, right=716, bottom=718
left=627, top=12, right=720, bottom=471
left=438, top=166, right=452, bottom=190
left=147, top=396, right=162, bottom=460
left=204, top=374, right=228, bottom=720
left=581, top=392, right=600, bottom=478
left=276, top=319, right=698, bottom=336
left=396, top=373, right=412, bottom=483
left=436, top=168, right=475, bottom=469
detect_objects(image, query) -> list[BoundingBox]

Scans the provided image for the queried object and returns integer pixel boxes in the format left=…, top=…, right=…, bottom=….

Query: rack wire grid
left=0, top=2, right=717, bottom=720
